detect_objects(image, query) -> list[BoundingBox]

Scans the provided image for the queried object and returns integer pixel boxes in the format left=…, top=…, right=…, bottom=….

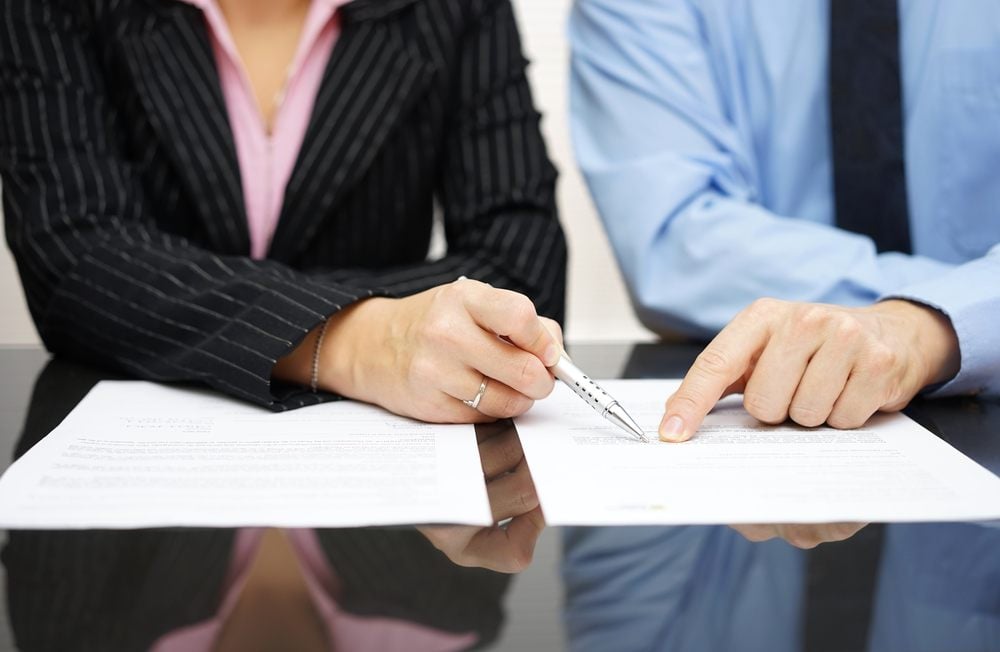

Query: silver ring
left=462, top=377, right=489, bottom=410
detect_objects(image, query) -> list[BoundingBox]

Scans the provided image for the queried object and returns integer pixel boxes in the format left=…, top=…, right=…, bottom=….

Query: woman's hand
left=280, top=278, right=563, bottom=423
left=274, top=279, right=552, bottom=571
left=418, top=424, right=544, bottom=572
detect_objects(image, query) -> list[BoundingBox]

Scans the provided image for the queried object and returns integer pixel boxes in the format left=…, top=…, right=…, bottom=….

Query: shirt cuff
left=876, top=251, right=954, bottom=290
left=881, top=255, right=1000, bottom=397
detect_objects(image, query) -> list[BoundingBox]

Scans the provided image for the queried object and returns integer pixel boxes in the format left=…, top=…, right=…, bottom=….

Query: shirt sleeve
left=568, top=0, right=954, bottom=340
left=885, top=243, right=1000, bottom=396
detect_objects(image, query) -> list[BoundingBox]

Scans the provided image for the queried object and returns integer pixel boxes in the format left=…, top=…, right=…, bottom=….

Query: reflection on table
left=3, top=357, right=507, bottom=652
left=561, top=344, right=1000, bottom=652
left=1, top=345, right=998, bottom=651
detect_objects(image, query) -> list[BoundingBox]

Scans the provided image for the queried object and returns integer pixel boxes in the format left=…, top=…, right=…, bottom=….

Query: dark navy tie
left=802, top=4, right=906, bottom=650
left=829, top=0, right=912, bottom=254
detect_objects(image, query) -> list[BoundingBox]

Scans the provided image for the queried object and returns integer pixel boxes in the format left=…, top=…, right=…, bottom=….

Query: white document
left=517, top=379, right=1000, bottom=526
left=0, top=382, right=491, bottom=529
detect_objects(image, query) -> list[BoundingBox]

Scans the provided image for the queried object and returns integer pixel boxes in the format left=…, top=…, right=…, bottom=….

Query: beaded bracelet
left=310, top=319, right=329, bottom=393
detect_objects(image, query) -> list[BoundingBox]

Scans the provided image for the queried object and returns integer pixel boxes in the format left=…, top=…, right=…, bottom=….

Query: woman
left=1, top=0, right=564, bottom=647
left=2, top=0, right=563, bottom=544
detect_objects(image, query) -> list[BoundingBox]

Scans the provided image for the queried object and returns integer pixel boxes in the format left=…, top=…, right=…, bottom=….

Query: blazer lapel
left=267, top=1, right=435, bottom=263
left=119, top=5, right=251, bottom=256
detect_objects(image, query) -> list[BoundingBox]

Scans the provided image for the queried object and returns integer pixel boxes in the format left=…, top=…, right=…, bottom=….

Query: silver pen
left=551, top=353, right=648, bottom=443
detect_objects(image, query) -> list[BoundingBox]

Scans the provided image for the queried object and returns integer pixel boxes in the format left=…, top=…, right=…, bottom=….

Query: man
left=571, top=0, right=998, bottom=438
left=565, top=1, right=1000, bottom=650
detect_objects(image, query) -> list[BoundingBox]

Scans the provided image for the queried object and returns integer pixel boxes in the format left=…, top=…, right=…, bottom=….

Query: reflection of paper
left=517, top=380, right=1000, bottom=526
left=0, top=382, right=491, bottom=529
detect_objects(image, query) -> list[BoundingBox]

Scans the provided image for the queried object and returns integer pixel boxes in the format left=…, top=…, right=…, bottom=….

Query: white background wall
left=0, top=215, right=35, bottom=346
left=0, top=0, right=652, bottom=347
left=511, top=0, right=651, bottom=343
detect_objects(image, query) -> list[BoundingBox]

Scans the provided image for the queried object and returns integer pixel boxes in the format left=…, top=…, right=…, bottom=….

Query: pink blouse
left=181, top=0, right=341, bottom=260
left=152, top=2, right=478, bottom=649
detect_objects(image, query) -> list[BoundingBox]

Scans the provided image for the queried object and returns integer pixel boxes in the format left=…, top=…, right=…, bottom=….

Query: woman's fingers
left=463, top=333, right=554, bottom=400
left=459, top=280, right=561, bottom=367
left=477, top=428, right=525, bottom=480
left=436, top=365, right=535, bottom=419
left=416, top=453, right=545, bottom=574
left=539, top=317, right=564, bottom=350
left=463, top=507, right=545, bottom=573
left=485, top=460, right=538, bottom=523
left=427, top=284, right=557, bottom=401
left=366, top=281, right=558, bottom=424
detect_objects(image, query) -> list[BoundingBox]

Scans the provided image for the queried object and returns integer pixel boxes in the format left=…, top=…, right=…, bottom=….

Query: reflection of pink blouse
left=152, top=2, right=477, bottom=649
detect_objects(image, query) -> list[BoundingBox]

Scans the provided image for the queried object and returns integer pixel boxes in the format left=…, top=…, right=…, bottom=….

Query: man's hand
left=660, top=298, right=960, bottom=441
left=730, top=522, right=868, bottom=549
left=417, top=425, right=545, bottom=573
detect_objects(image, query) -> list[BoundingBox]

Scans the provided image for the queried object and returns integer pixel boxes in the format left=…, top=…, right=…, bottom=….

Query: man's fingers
left=660, top=301, right=775, bottom=441
left=775, top=523, right=868, bottom=549
left=731, top=522, right=868, bottom=548
left=722, top=376, right=750, bottom=398
left=460, top=281, right=560, bottom=367
left=741, top=330, right=817, bottom=425
left=827, top=370, right=886, bottom=429
left=789, top=340, right=855, bottom=427
left=729, top=524, right=778, bottom=543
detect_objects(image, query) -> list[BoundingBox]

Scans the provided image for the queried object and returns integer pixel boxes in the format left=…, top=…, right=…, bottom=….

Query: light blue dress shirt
left=566, top=3, right=1000, bottom=651
left=570, top=0, right=1000, bottom=396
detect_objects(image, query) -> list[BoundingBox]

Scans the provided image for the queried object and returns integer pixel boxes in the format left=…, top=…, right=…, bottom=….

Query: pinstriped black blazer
left=0, top=0, right=567, bottom=410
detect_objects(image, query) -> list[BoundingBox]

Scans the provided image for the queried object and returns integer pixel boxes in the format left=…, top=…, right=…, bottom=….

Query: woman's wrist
left=271, top=297, right=392, bottom=395
left=317, top=297, right=395, bottom=400
left=271, top=320, right=326, bottom=388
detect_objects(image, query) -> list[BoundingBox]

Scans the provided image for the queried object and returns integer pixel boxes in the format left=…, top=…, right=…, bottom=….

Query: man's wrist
left=876, top=299, right=960, bottom=388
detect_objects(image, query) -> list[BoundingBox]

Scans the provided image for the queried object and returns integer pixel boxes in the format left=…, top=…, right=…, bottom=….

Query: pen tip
left=608, top=404, right=648, bottom=443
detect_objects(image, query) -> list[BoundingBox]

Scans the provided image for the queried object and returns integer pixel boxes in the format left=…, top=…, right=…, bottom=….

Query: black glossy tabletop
left=0, top=344, right=998, bottom=652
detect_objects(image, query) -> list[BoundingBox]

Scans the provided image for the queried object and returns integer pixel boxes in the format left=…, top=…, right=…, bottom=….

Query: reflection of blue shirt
left=570, top=0, right=1000, bottom=395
